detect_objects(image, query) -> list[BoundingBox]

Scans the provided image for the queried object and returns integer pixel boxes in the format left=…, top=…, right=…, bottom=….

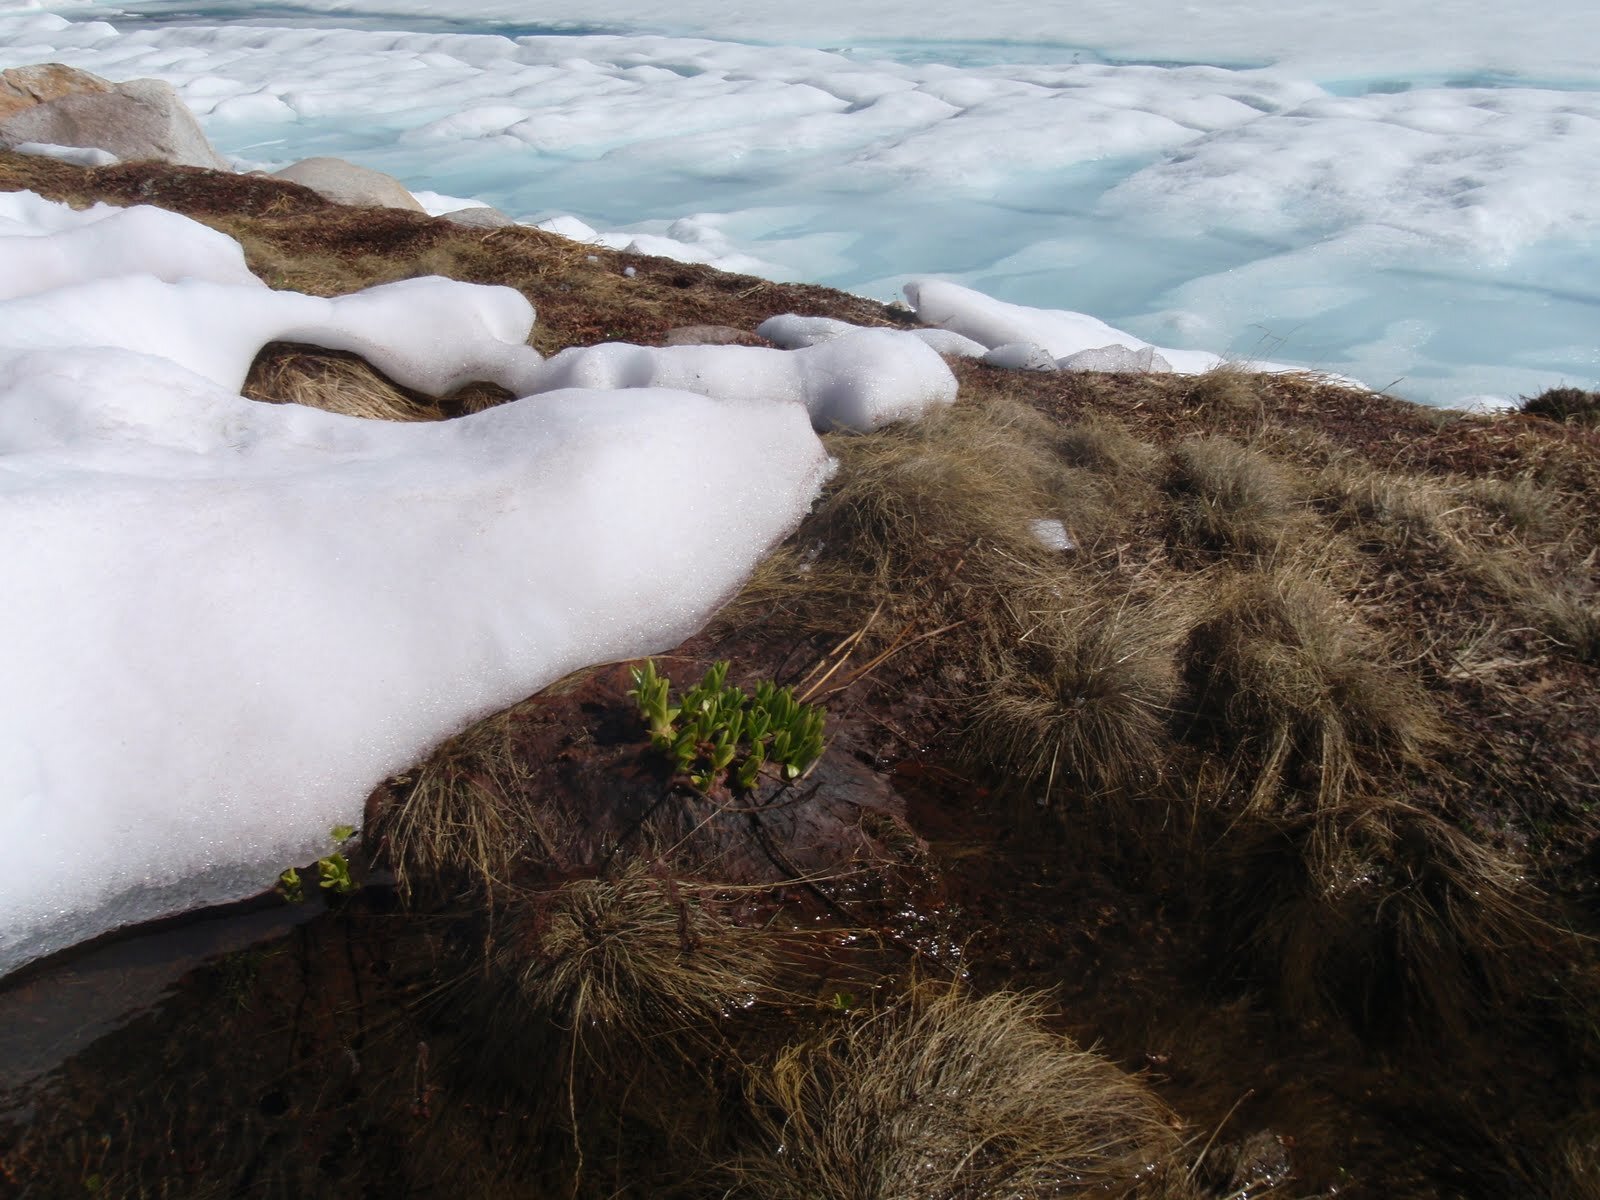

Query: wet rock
left=271, top=156, right=425, bottom=211
left=1210, top=1130, right=1293, bottom=1195
left=0, top=69, right=231, bottom=171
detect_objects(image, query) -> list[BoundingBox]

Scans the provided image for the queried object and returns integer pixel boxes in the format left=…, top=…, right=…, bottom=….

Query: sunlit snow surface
left=0, top=191, right=839, bottom=976
left=2, top=1, right=1598, bottom=404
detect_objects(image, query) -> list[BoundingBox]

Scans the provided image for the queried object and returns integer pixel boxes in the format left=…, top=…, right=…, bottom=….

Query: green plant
left=275, top=825, right=361, bottom=903
left=628, top=660, right=826, bottom=793
left=318, top=852, right=357, bottom=895
left=276, top=866, right=304, bottom=904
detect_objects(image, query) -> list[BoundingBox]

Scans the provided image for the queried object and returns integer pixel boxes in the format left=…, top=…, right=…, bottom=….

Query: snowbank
left=535, top=329, right=958, bottom=431
left=902, top=278, right=1342, bottom=380
left=0, top=193, right=834, bottom=976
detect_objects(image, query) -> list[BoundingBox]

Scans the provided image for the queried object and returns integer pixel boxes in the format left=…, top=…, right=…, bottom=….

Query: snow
left=10, top=140, right=118, bottom=166
left=906, top=278, right=1239, bottom=374
left=534, top=329, right=958, bottom=432
left=0, top=2, right=1595, bottom=405
left=0, top=193, right=843, bottom=976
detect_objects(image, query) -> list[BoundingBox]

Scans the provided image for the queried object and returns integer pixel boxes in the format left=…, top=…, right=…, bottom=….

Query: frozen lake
left=2, top=0, right=1598, bottom=404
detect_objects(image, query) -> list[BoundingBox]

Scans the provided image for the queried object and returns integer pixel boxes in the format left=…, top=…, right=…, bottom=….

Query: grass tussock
left=812, top=399, right=1085, bottom=585
left=967, top=586, right=1184, bottom=805
left=1522, top=386, right=1600, bottom=427
left=1184, top=365, right=1269, bottom=415
left=1217, top=800, right=1534, bottom=1037
left=509, top=865, right=775, bottom=1039
left=1554, top=1122, right=1600, bottom=1200
left=730, top=984, right=1195, bottom=1200
left=1167, top=435, right=1303, bottom=560
left=243, top=343, right=438, bottom=421
left=1182, top=569, right=1442, bottom=812
left=1314, top=455, right=1600, bottom=662
left=369, top=707, right=549, bottom=900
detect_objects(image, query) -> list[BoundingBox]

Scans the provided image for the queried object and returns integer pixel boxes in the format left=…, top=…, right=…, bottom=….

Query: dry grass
left=1167, top=435, right=1304, bottom=560
left=1181, top=568, right=1442, bottom=813
left=508, top=865, right=776, bottom=1039
left=1554, top=1121, right=1600, bottom=1200
left=1216, top=799, right=1536, bottom=1037
left=1522, top=386, right=1600, bottom=427
left=967, top=584, right=1184, bottom=804
left=811, top=398, right=1080, bottom=586
left=1313, top=454, right=1600, bottom=663
left=730, top=983, right=1196, bottom=1200
left=243, top=343, right=439, bottom=421
left=1184, top=364, right=1269, bottom=415
left=368, top=706, right=549, bottom=899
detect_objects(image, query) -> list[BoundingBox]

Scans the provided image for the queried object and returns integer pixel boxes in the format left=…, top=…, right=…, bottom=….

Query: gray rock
left=442, top=205, right=515, bottom=229
left=271, top=157, right=424, bottom=211
left=0, top=75, right=230, bottom=171
left=0, top=64, right=113, bottom=123
left=663, top=324, right=757, bottom=347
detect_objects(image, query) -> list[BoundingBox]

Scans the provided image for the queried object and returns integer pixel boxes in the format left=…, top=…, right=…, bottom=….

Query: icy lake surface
left=1, top=0, right=1597, bottom=406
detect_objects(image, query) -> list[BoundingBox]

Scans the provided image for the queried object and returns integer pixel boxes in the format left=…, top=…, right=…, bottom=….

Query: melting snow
left=0, top=193, right=850, bottom=975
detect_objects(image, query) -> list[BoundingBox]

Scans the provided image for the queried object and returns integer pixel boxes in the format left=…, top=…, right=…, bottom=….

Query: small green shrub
left=629, top=660, right=826, bottom=792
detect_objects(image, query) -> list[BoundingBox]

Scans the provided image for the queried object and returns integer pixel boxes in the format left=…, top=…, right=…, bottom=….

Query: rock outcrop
left=0, top=64, right=230, bottom=171
left=442, top=204, right=515, bottom=230
left=271, top=157, right=424, bottom=211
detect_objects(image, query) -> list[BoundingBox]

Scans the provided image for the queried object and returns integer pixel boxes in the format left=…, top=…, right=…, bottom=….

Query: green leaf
left=276, top=866, right=305, bottom=904
left=317, top=853, right=356, bottom=895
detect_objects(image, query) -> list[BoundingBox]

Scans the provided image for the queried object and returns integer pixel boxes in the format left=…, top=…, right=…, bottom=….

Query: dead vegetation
left=1166, top=435, right=1303, bottom=560
left=732, top=984, right=1197, bottom=1200
left=505, top=865, right=776, bottom=1038
left=1215, top=799, right=1537, bottom=1037
left=1181, top=567, right=1442, bottom=813
left=1521, top=385, right=1600, bottom=427
left=367, top=705, right=551, bottom=900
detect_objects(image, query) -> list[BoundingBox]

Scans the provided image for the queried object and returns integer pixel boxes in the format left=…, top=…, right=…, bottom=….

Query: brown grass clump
left=369, top=707, right=549, bottom=899
left=811, top=398, right=1080, bottom=586
left=1184, top=364, right=1268, bottom=414
left=509, top=865, right=774, bottom=1039
left=1522, top=386, right=1600, bottom=427
left=1314, top=455, right=1600, bottom=663
left=243, top=342, right=439, bottom=421
left=1536, top=590, right=1600, bottom=665
left=731, top=984, right=1195, bottom=1200
left=1216, top=801, right=1537, bottom=1039
left=1553, top=1122, right=1600, bottom=1200
left=1167, top=435, right=1303, bottom=560
left=1182, top=568, right=1442, bottom=812
left=967, top=587, right=1183, bottom=805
